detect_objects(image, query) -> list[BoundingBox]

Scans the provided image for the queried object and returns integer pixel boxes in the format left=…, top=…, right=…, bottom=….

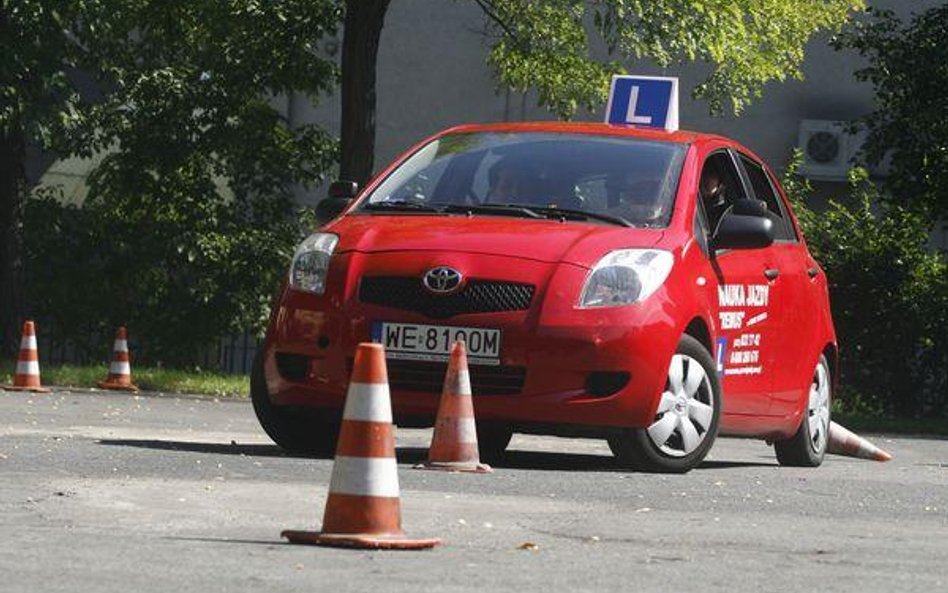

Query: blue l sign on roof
left=605, top=75, right=679, bottom=132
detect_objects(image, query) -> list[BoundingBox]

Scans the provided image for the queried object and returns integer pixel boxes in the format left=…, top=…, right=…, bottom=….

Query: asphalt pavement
left=1, top=389, right=946, bottom=593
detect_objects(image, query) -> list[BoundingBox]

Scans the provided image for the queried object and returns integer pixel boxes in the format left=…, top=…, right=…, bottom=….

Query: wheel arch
left=683, top=316, right=713, bottom=354
left=822, top=341, right=839, bottom=400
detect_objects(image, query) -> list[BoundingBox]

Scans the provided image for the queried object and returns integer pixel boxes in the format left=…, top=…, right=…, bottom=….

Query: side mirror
left=712, top=212, right=774, bottom=251
left=315, top=180, right=359, bottom=224
left=315, top=197, right=352, bottom=225
left=329, top=180, right=359, bottom=199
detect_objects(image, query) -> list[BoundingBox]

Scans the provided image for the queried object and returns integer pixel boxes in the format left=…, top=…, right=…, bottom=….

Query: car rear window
left=361, top=132, right=688, bottom=227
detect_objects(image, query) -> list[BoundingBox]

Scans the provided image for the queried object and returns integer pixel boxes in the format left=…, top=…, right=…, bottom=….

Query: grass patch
left=832, top=412, right=948, bottom=437
left=2, top=361, right=945, bottom=434
left=0, top=361, right=249, bottom=398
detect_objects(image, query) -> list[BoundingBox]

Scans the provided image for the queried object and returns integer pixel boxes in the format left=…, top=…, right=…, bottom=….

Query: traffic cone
left=827, top=421, right=892, bottom=462
left=2, top=321, right=50, bottom=393
left=281, top=343, right=441, bottom=550
left=415, top=341, right=491, bottom=473
left=97, top=327, right=139, bottom=392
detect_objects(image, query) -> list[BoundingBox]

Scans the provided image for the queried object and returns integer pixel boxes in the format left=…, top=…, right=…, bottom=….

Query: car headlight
left=289, top=233, right=338, bottom=294
left=579, top=249, right=674, bottom=308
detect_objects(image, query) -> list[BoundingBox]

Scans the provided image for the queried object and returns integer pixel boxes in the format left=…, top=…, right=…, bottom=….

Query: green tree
left=1, top=1, right=94, bottom=356
left=2, top=1, right=340, bottom=359
left=339, top=0, right=864, bottom=183
left=4, top=0, right=865, bottom=360
left=833, top=6, right=948, bottom=218
left=783, top=158, right=948, bottom=418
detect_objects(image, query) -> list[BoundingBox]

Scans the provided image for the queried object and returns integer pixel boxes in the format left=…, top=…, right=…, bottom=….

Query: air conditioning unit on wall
left=797, top=119, right=862, bottom=182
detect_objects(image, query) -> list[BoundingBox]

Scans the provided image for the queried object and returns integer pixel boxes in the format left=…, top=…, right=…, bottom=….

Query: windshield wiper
left=529, top=206, right=632, bottom=227
left=439, top=203, right=544, bottom=219
left=363, top=200, right=442, bottom=213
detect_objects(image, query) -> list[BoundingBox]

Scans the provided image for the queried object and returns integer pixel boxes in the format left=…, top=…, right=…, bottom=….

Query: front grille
left=348, top=358, right=526, bottom=396
left=359, top=276, right=534, bottom=319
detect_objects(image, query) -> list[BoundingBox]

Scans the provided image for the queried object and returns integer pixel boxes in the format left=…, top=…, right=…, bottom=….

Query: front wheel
left=774, top=354, right=830, bottom=467
left=608, top=334, right=721, bottom=473
left=476, top=422, right=513, bottom=464
left=250, top=351, right=339, bottom=457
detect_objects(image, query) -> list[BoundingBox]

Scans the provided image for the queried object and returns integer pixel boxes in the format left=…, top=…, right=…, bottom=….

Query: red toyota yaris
left=252, top=122, right=837, bottom=473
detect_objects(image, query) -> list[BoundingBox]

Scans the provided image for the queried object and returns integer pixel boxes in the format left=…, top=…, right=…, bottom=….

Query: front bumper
left=263, top=251, right=681, bottom=430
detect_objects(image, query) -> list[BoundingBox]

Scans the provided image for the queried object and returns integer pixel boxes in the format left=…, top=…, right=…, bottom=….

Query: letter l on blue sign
left=605, top=75, right=679, bottom=132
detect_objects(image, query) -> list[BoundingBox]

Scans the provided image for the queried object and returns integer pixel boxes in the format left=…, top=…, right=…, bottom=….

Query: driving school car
left=252, top=122, right=837, bottom=473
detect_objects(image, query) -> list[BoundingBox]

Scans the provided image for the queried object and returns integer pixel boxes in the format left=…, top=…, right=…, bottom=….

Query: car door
left=736, top=153, right=816, bottom=416
left=698, top=150, right=777, bottom=416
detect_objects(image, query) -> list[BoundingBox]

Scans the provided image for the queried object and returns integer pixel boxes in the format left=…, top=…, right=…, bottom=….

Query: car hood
left=327, top=214, right=664, bottom=268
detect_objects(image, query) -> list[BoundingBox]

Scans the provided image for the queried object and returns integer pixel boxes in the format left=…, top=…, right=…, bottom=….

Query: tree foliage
left=480, top=0, right=864, bottom=118
left=338, top=0, right=864, bottom=183
left=5, top=1, right=867, bottom=364
left=783, top=157, right=948, bottom=418
left=833, top=6, right=948, bottom=218
left=4, top=1, right=340, bottom=363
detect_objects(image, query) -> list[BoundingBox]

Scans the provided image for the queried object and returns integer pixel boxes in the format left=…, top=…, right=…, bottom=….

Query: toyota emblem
left=423, top=267, right=463, bottom=294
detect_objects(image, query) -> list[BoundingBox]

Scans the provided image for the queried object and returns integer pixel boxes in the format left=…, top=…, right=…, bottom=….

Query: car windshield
left=359, top=132, right=688, bottom=227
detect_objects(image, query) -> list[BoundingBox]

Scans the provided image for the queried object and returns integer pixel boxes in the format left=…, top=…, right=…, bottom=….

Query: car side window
left=698, top=151, right=749, bottom=234
left=738, top=154, right=797, bottom=242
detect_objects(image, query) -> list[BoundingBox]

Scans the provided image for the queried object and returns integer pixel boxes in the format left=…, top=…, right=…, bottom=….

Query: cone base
left=281, top=529, right=442, bottom=550
left=2, top=384, right=51, bottom=393
left=97, top=380, right=140, bottom=393
left=413, top=460, right=493, bottom=474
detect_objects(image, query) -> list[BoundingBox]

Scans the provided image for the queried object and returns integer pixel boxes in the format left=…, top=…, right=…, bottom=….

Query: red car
left=252, top=122, right=836, bottom=473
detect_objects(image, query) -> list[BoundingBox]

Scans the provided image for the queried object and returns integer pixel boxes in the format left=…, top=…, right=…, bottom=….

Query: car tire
left=476, top=422, right=513, bottom=464
left=608, top=334, right=721, bottom=473
left=774, top=354, right=830, bottom=467
left=250, top=351, right=339, bottom=457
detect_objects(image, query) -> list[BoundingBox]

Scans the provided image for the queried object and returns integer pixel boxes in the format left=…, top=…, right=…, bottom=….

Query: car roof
left=438, top=121, right=726, bottom=146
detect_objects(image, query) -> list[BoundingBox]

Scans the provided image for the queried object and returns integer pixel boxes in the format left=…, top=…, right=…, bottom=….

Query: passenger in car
left=606, top=169, right=666, bottom=222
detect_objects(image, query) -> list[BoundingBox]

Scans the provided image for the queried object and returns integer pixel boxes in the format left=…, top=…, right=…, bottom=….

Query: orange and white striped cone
left=97, top=327, right=139, bottom=392
left=827, top=421, right=892, bottom=462
left=281, top=342, right=441, bottom=550
left=2, top=321, right=50, bottom=393
left=415, top=341, right=491, bottom=473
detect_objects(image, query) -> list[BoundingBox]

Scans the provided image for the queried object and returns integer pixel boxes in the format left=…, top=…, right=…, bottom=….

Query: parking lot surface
left=1, top=390, right=946, bottom=592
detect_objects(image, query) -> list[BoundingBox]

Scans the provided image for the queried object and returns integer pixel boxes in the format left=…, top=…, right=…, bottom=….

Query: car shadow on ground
left=96, top=439, right=300, bottom=458
left=396, top=446, right=627, bottom=472
left=97, top=439, right=777, bottom=471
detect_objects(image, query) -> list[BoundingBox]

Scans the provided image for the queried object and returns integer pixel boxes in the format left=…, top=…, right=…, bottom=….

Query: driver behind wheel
left=486, top=157, right=526, bottom=204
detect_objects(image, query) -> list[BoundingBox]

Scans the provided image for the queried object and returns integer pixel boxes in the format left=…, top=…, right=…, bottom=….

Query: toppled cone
left=281, top=342, right=441, bottom=550
left=97, top=326, right=139, bottom=392
left=827, top=421, right=892, bottom=462
left=415, top=341, right=491, bottom=473
left=2, top=321, right=50, bottom=393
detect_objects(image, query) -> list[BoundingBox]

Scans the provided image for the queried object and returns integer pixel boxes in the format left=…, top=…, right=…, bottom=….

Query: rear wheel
left=608, top=335, right=721, bottom=473
left=251, top=351, right=339, bottom=457
left=774, top=354, right=830, bottom=467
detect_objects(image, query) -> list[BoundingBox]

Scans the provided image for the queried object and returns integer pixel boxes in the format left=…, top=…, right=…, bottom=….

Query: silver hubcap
left=648, top=354, right=714, bottom=457
left=808, top=360, right=831, bottom=453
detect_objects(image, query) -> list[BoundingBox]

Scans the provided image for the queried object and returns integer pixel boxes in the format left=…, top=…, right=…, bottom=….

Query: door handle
left=807, top=267, right=819, bottom=278
left=764, top=268, right=779, bottom=280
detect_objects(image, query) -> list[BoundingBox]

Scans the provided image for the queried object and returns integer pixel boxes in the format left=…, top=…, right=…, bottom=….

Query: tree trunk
left=0, top=125, right=26, bottom=358
left=339, top=0, right=391, bottom=186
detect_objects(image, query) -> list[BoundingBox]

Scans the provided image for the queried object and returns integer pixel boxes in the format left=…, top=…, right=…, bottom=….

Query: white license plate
left=371, top=322, right=501, bottom=366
